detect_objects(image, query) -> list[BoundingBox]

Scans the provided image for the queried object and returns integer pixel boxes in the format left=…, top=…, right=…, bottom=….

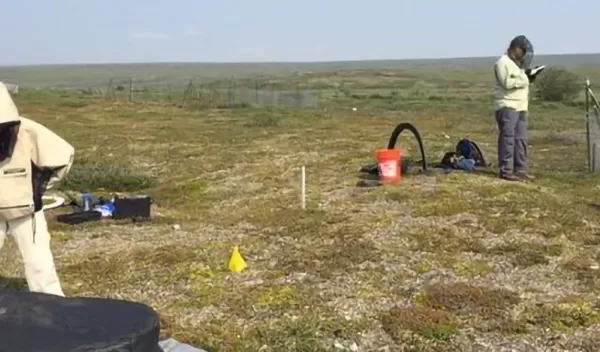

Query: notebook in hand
left=530, top=65, right=546, bottom=75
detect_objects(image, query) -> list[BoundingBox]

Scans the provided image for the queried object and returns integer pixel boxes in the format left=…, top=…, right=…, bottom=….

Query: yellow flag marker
left=228, top=246, right=247, bottom=273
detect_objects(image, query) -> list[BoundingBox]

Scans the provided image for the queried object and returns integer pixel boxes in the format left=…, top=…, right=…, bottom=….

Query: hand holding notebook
left=525, top=65, right=546, bottom=82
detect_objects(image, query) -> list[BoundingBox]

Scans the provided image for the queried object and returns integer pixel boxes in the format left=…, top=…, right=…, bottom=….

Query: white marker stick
left=301, top=166, right=306, bottom=210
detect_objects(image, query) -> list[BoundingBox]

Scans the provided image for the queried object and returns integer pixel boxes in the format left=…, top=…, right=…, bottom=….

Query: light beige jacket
left=0, top=82, right=74, bottom=220
left=492, top=54, right=530, bottom=112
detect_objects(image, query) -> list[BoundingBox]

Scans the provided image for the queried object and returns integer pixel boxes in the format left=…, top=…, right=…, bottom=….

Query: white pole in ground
left=301, top=166, right=306, bottom=210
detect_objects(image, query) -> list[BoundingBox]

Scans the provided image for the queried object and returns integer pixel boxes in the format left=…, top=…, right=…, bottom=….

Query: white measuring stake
left=301, top=166, right=306, bottom=210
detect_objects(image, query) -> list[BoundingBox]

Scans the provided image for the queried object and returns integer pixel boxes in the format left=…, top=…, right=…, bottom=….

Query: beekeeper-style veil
left=510, top=35, right=534, bottom=69
left=0, top=82, right=21, bottom=162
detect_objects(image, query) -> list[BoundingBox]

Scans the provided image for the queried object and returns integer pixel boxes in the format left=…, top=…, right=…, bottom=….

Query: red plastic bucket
left=376, top=148, right=402, bottom=183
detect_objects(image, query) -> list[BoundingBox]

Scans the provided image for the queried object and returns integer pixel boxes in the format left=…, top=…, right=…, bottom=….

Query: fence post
left=586, top=78, right=591, bottom=172
left=254, top=80, right=259, bottom=105
left=128, top=78, right=133, bottom=102
left=181, top=80, right=193, bottom=107
left=106, top=78, right=113, bottom=100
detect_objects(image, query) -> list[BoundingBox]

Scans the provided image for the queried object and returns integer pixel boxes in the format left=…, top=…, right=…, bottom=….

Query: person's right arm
left=494, top=59, right=528, bottom=90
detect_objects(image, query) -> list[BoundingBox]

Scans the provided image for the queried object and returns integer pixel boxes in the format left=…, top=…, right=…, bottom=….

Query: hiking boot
left=515, top=171, right=535, bottom=181
left=500, top=173, right=521, bottom=181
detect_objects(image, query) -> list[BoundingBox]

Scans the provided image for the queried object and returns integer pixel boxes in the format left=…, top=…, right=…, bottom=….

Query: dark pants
left=495, top=107, right=527, bottom=176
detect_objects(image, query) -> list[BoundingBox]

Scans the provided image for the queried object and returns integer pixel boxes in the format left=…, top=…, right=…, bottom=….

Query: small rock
left=349, top=342, right=359, bottom=351
left=334, top=341, right=345, bottom=350
left=243, top=278, right=264, bottom=287
left=172, top=224, right=181, bottom=230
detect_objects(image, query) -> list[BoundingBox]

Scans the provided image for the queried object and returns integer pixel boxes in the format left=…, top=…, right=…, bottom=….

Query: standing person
left=492, top=35, right=542, bottom=181
left=0, top=82, right=74, bottom=296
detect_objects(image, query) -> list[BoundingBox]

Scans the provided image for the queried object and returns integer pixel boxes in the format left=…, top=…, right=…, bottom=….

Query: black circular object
left=0, top=291, right=161, bottom=352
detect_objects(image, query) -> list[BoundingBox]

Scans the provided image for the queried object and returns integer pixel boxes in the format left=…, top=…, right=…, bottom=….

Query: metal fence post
left=586, top=78, right=591, bottom=172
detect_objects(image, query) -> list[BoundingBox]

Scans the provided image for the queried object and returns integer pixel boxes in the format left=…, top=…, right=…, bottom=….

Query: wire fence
left=94, top=78, right=321, bottom=109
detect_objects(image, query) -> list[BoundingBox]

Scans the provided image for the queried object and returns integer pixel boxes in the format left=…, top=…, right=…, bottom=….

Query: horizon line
left=1, top=51, right=599, bottom=68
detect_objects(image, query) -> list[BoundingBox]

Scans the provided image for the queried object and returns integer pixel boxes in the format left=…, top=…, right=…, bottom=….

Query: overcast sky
left=2, top=0, right=599, bottom=65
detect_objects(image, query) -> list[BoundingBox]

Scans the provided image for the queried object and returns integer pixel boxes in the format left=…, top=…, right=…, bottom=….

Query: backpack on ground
left=439, top=138, right=489, bottom=170
left=455, top=138, right=487, bottom=167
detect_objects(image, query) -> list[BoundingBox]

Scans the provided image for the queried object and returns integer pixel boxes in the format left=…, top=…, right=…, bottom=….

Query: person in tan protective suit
left=0, top=82, right=74, bottom=296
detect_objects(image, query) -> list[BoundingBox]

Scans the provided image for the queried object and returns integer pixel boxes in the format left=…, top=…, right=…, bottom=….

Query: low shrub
left=58, top=157, right=155, bottom=192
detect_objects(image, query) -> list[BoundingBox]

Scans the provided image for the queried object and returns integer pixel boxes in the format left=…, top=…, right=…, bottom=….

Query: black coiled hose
left=386, top=122, right=428, bottom=172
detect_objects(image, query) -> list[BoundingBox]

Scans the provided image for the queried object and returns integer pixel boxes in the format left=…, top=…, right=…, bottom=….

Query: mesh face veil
left=521, top=43, right=534, bottom=69
left=510, top=35, right=534, bottom=69
left=0, top=122, right=19, bottom=162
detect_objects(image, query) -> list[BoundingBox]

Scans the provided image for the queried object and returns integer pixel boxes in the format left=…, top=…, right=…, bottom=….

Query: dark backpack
left=455, top=138, right=487, bottom=167
left=439, top=138, right=488, bottom=170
